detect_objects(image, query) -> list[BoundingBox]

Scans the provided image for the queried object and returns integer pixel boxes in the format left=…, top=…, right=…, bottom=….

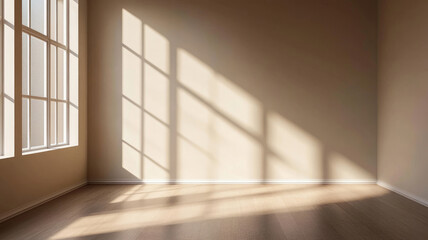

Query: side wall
left=0, top=0, right=88, bottom=220
left=88, top=0, right=378, bottom=182
left=378, top=0, right=428, bottom=204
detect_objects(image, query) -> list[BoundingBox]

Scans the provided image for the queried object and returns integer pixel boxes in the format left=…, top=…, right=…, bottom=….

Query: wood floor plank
left=0, top=184, right=428, bottom=240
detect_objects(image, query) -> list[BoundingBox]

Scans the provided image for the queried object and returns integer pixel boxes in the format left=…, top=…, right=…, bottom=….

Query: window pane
left=22, top=98, right=29, bottom=149
left=22, top=33, right=30, bottom=95
left=50, top=101, right=57, bottom=145
left=30, top=99, right=47, bottom=148
left=4, top=25, right=14, bottom=98
left=58, top=102, right=67, bottom=144
left=4, top=98, right=14, bottom=156
left=58, top=48, right=67, bottom=100
left=3, top=0, right=15, bottom=157
left=69, top=0, right=78, bottom=53
left=70, top=105, right=78, bottom=145
left=5, top=0, right=14, bottom=23
left=0, top=107, right=1, bottom=156
left=58, top=0, right=67, bottom=45
left=31, top=0, right=47, bottom=34
left=23, top=0, right=30, bottom=26
left=0, top=25, right=1, bottom=155
left=50, top=45, right=57, bottom=98
left=31, top=36, right=47, bottom=97
left=50, top=0, right=57, bottom=40
left=69, top=54, right=78, bottom=106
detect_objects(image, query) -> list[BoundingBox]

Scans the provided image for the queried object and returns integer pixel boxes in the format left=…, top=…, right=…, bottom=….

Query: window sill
left=0, top=154, right=15, bottom=160
left=22, top=144, right=79, bottom=156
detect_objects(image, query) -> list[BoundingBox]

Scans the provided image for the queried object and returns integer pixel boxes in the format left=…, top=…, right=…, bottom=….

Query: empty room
left=1, top=0, right=428, bottom=239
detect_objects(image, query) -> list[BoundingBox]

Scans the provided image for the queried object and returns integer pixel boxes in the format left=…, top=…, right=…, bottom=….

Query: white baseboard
left=88, top=179, right=376, bottom=184
left=0, top=181, right=87, bottom=223
left=377, top=181, right=428, bottom=207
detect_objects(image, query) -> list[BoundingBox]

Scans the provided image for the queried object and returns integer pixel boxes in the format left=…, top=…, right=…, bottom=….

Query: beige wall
left=0, top=0, right=87, bottom=220
left=88, top=0, right=377, bottom=182
left=378, top=0, right=428, bottom=203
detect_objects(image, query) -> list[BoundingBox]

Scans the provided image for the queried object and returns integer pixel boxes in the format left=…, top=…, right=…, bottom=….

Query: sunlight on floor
left=49, top=184, right=388, bottom=239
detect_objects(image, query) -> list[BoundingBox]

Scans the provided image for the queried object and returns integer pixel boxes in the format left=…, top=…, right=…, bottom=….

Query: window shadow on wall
left=119, top=2, right=375, bottom=182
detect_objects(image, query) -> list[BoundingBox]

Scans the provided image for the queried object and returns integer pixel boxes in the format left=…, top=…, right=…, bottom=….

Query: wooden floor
left=1, top=184, right=428, bottom=240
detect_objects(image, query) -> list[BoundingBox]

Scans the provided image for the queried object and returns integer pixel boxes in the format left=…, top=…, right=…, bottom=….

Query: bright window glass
left=22, top=0, right=79, bottom=152
left=1, top=0, right=15, bottom=157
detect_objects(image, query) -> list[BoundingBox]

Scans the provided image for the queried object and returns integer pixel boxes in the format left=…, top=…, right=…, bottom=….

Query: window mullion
left=29, top=0, right=32, bottom=29
left=51, top=40, right=66, bottom=50
left=56, top=0, right=58, bottom=42
left=22, top=26, right=67, bottom=50
left=22, top=26, right=48, bottom=41
left=47, top=0, right=51, bottom=148
left=28, top=35, right=32, bottom=149
left=66, top=0, right=69, bottom=145
left=22, top=94, right=49, bottom=101
left=1, top=0, right=4, bottom=156
left=56, top=45, right=58, bottom=145
left=22, top=96, right=30, bottom=150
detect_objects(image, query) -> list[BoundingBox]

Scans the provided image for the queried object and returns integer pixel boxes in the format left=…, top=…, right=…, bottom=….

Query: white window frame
left=22, top=0, right=77, bottom=153
left=0, top=0, right=4, bottom=156
left=0, top=0, right=14, bottom=158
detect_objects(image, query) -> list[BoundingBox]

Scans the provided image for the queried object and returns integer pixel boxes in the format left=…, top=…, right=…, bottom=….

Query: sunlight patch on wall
left=267, top=153, right=301, bottom=179
left=328, top=152, right=372, bottom=180
left=142, top=23, right=171, bottom=180
left=177, top=49, right=261, bottom=137
left=177, top=49, right=214, bottom=102
left=121, top=9, right=143, bottom=178
left=144, top=63, right=169, bottom=124
left=176, top=49, right=263, bottom=179
left=122, top=8, right=172, bottom=179
left=144, top=25, right=169, bottom=74
left=118, top=12, right=365, bottom=182
left=177, top=136, right=213, bottom=179
left=213, top=113, right=262, bottom=179
left=143, top=113, right=169, bottom=179
left=122, top=99, right=142, bottom=151
left=122, top=48, right=142, bottom=105
left=177, top=89, right=216, bottom=178
left=122, top=142, right=141, bottom=179
left=122, top=9, right=142, bottom=55
left=267, top=112, right=322, bottom=179
left=177, top=89, right=261, bottom=180
left=143, top=156, right=169, bottom=179
left=212, top=74, right=261, bottom=136
left=122, top=97, right=142, bottom=179
left=177, top=89, right=213, bottom=154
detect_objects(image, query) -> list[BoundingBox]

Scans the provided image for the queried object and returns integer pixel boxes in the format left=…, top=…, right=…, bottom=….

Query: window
left=0, top=0, right=14, bottom=157
left=22, top=0, right=78, bottom=152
